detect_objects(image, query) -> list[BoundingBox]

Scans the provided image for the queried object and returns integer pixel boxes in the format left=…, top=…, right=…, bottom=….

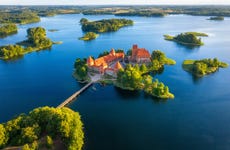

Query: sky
left=1, top=0, right=230, bottom=5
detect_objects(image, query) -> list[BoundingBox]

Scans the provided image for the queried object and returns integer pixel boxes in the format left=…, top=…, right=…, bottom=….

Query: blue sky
left=1, top=0, right=230, bottom=5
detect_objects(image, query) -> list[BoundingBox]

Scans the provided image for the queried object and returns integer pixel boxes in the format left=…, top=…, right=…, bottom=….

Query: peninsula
left=183, top=58, right=228, bottom=77
left=0, top=24, right=17, bottom=38
left=164, top=32, right=207, bottom=46
left=0, top=27, right=57, bottom=60
left=74, top=44, right=176, bottom=99
left=79, top=32, right=99, bottom=41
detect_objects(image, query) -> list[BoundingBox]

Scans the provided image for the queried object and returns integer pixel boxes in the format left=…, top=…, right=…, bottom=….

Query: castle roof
left=87, top=56, right=94, bottom=66
left=114, top=61, right=123, bottom=70
left=136, top=48, right=151, bottom=57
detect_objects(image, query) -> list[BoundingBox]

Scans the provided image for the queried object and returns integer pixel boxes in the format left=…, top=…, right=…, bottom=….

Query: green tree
left=0, top=124, right=7, bottom=148
left=46, top=135, right=53, bottom=149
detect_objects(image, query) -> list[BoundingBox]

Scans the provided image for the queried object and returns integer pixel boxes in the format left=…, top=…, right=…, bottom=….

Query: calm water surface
left=0, top=14, right=230, bottom=150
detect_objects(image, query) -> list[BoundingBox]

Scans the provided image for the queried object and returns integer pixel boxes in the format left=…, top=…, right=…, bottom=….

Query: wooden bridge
left=57, top=81, right=94, bottom=108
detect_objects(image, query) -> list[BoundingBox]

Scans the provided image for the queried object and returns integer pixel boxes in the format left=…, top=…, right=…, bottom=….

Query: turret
left=87, top=56, right=94, bottom=66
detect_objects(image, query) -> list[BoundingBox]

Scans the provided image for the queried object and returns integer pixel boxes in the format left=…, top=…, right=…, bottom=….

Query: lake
left=0, top=14, right=230, bottom=150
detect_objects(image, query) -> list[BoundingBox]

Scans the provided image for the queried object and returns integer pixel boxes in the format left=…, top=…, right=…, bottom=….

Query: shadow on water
left=1, top=55, right=24, bottom=63
left=143, top=92, right=170, bottom=104
left=174, top=42, right=201, bottom=51
left=192, top=75, right=203, bottom=84
left=114, top=86, right=141, bottom=100
left=150, top=66, right=165, bottom=77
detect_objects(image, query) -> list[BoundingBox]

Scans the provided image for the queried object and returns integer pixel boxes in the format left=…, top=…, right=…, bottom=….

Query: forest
left=0, top=106, right=84, bottom=150
left=116, top=64, right=174, bottom=99
left=80, top=18, right=133, bottom=33
left=183, top=58, right=228, bottom=77
left=74, top=58, right=89, bottom=81
left=0, top=24, right=17, bottom=38
left=0, top=27, right=53, bottom=59
left=164, top=32, right=205, bottom=46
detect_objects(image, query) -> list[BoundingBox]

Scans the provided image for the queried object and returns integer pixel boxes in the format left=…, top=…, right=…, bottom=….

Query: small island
left=0, top=24, right=18, bottom=38
left=0, top=106, right=84, bottom=150
left=183, top=58, right=228, bottom=77
left=79, top=32, right=99, bottom=41
left=80, top=18, right=133, bottom=33
left=0, top=27, right=55, bottom=60
left=208, top=16, right=224, bottom=21
left=164, top=32, right=208, bottom=46
left=74, top=44, right=176, bottom=99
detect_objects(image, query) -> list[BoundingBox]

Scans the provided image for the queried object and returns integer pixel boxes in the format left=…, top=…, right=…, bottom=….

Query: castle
left=87, top=45, right=151, bottom=75
left=87, top=49, right=124, bottom=75
left=130, top=44, right=151, bottom=63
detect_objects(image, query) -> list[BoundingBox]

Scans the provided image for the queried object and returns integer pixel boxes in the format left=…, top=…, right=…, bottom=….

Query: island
left=0, top=24, right=17, bottom=38
left=79, top=32, right=99, bottom=41
left=74, top=44, right=176, bottom=99
left=208, top=16, right=224, bottom=20
left=0, top=27, right=55, bottom=60
left=164, top=32, right=207, bottom=46
left=0, top=106, right=84, bottom=150
left=80, top=18, right=133, bottom=33
left=183, top=58, right=228, bottom=77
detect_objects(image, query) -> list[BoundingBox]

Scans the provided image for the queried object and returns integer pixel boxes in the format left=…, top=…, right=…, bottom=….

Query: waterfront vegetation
left=0, top=106, right=84, bottom=150
left=116, top=64, right=174, bottom=99
left=164, top=32, right=205, bottom=46
left=80, top=18, right=133, bottom=33
left=0, top=24, right=17, bottom=38
left=208, top=16, right=224, bottom=20
left=115, top=11, right=166, bottom=17
left=0, top=11, right=40, bottom=24
left=183, top=58, right=228, bottom=77
left=0, top=27, right=53, bottom=60
left=74, top=58, right=89, bottom=81
left=149, top=50, right=176, bottom=71
left=73, top=49, right=175, bottom=99
left=79, top=32, right=99, bottom=41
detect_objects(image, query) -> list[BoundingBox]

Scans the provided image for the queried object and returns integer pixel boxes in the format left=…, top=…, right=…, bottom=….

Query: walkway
left=57, top=81, right=93, bottom=108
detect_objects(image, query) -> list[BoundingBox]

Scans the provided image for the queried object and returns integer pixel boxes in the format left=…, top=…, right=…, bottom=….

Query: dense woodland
left=183, top=58, right=228, bottom=77
left=0, top=11, right=40, bottom=24
left=0, top=6, right=230, bottom=25
left=0, top=27, right=53, bottom=59
left=116, top=64, right=174, bottom=99
left=0, top=24, right=17, bottom=38
left=0, top=106, right=84, bottom=150
left=164, top=32, right=205, bottom=46
left=74, top=58, right=89, bottom=81
left=80, top=18, right=133, bottom=33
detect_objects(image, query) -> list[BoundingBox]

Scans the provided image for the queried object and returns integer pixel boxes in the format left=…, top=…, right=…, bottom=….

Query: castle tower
left=87, top=56, right=94, bottom=66
left=110, top=48, right=116, bottom=56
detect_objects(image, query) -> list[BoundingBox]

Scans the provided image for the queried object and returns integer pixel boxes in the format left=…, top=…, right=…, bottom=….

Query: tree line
left=0, top=24, right=17, bottom=38
left=80, top=18, right=133, bottom=33
left=0, top=106, right=84, bottom=150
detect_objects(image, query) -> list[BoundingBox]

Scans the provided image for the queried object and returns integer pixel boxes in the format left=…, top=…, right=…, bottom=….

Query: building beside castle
left=130, top=44, right=151, bottom=63
left=87, top=49, right=124, bottom=75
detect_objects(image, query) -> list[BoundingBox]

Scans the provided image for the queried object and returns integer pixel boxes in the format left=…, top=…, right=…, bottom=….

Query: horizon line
left=1, top=4, right=230, bottom=6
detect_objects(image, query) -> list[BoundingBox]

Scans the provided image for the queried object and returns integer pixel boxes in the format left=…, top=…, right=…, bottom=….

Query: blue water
left=0, top=14, right=230, bottom=150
